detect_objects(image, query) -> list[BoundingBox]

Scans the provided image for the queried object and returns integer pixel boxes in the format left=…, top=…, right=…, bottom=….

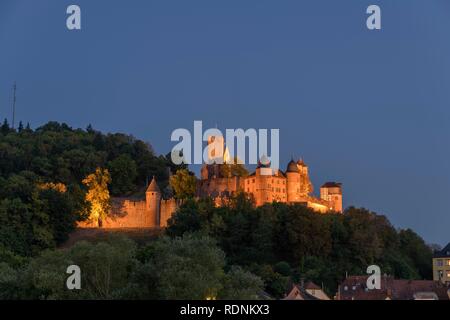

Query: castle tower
left=286, top=159, right=301, bottom=202
left=253, top=156, right=273, bottom=205
left=207, top=135, right=225, bottom=164
left=146, top=176, right=161, bottom=225
left=297, top=159, right=313, bottom=196
left=297, top=158, right=308, bottom=175
left=320, top=182, right=343, bottom=213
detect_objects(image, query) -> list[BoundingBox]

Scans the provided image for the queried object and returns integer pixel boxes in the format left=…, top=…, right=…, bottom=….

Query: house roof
left=337, top=275, right=450, bottom=300
left=304, top=281, right=321, bottom=290
left=434, top=242, right=450, bottom=258
left=283, top=284, right=320, bottom=300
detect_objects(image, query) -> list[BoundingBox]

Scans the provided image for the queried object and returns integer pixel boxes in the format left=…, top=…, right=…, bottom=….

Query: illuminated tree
left=169, top=169, right=196, bottom=201
left=82, top=168, right=111, bottom=226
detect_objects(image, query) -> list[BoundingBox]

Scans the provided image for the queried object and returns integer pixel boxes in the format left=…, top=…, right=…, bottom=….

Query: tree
left=82, top=168, right=111, bottom=226
left=169, top=169, right=196, bottom=201
left=1, top=119, right=10, bottom=135
left=219, top=266, right=264, bottom=300
left=134, top=234, right=226, bottom=300
left=399, top=229, right=433, bottom=279
left=13, top=235, right=137, bottom=300
left=107, top=154, right=138, bottom=195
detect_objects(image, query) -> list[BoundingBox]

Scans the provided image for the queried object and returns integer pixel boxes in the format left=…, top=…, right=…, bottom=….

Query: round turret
left=286, top=160, right=299, bottom=173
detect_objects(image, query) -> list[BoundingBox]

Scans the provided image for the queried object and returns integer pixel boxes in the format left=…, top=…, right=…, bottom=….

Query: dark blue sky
left=1, top=1, right=449, bottom=245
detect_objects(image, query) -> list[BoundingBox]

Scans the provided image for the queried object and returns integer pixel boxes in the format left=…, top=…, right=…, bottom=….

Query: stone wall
left=78, top=197, right=179, bottom=229
left=160, top=198, right=179, bottom=227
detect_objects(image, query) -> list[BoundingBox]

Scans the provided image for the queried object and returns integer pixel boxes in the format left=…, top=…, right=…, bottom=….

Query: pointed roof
left=434, top=242, right=450, bottom=258
left=286, top=159, right=299, bottom=173
left=146, top=176, right=160, bottom=193
left=297, top=158, right=307, bottom=167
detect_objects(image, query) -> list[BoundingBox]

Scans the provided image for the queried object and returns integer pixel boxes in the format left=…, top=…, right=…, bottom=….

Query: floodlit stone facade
left=79, top=136, right=343, bottom=230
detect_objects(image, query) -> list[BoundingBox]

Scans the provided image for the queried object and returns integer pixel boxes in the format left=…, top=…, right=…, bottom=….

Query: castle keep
left=79, top=136, right=343, bottom=229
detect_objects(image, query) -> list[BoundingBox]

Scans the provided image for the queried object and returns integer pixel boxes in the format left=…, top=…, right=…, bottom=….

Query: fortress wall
left=160, top=199, right=179, bottom=227
left=78, top=199, right=159, bottom=229
left=102, top=199, right=158, bottom=228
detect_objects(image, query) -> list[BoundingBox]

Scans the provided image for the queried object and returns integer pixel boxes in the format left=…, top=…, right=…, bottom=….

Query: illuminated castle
left=79, top=136, right=343, bottom=230
left=198, top=136, right=343, bottom=213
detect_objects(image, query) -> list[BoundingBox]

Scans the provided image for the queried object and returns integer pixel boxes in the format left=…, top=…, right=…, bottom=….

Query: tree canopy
left=166, top=197, right=433, bottom=297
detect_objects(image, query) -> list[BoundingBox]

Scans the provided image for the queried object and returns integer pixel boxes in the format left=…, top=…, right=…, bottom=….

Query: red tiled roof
left=337, top=275, right=450, bottom=300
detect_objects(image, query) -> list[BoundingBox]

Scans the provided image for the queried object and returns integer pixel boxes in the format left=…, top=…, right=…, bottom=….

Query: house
left=284, top=281, right=331, bottom=300
left=336, top=275, right=450, bottom=300
left=433, top=242, right=450, bottom=285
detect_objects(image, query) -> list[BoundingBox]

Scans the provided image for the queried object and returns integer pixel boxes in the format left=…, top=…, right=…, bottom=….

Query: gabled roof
left=435, top=242, right=450, bottom=258
left=146, top=176, right=160, bottom=193
left=283, top=284, right=320, bottom=300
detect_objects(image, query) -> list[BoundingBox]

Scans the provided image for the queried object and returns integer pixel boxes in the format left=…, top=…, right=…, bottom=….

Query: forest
left=0, top=120, right=433, bottom=299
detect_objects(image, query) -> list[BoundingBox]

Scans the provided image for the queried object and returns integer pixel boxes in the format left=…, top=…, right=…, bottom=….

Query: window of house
left=436, top=259, right=444, bottom=267
left=446, top=259, right=450, bottom=266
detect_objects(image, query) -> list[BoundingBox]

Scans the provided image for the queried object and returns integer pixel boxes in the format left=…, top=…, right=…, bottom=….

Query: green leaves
left=169, top=169, right=197, bottom=200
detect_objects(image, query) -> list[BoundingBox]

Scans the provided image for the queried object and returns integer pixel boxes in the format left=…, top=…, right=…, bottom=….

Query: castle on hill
left=79, top=136, right=343, bottom=229
left=198, top=136, right=342, bottom=213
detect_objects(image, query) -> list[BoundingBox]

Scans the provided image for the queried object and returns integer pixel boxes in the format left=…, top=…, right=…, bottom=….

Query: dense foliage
left=166, top=194, right=433, bottom=297
left=0, top=120, right=179, bottom=257
left=0, top=234, right=263, bottom=300
left=0, top=120, right=435, bottom=300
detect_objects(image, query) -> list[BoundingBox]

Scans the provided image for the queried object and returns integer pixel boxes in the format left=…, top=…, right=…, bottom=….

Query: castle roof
left=321, top=182, right=342, bottom=188
left=146, top=176, right=160, bottom=193
left=297, top=158, right=307, bottom=167
left=286, top=160, right=299, bottom=173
